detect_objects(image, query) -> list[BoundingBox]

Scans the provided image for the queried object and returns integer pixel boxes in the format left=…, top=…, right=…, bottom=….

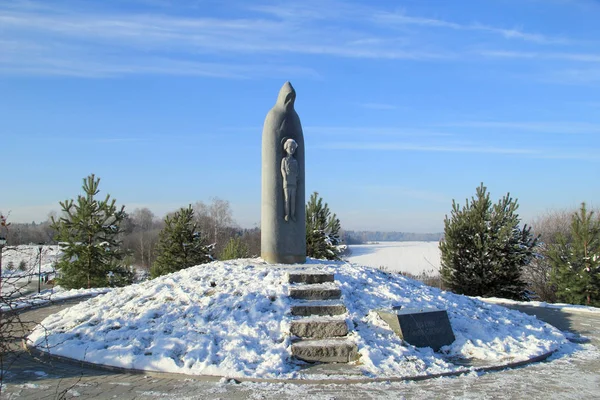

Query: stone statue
left=281, top=138, right=299, bottom=222
left=261, top=82, right=306, bottom=264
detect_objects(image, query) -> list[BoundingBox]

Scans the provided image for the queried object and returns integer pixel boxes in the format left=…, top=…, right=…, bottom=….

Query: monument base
left=376, top=307, right=455, bottom=351
left=262, top=252, right=306, bottom=264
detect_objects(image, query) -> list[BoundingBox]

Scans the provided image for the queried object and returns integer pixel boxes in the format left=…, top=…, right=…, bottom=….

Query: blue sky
left=1, top=0, right=599, bottom=232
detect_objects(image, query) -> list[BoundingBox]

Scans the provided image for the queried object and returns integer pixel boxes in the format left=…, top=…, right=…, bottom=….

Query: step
left=288, top=271, right=334, bottom=285
left=291, top=338, right=358, bottom=363
left=290, top=300, right=347, bottom=316
left=289, top=283, right=341, bottom=300
left=290, top=317, right=349, bottom=339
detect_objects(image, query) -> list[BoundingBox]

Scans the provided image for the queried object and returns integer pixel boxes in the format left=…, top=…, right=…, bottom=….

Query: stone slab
left=290, top=284, right=341, bottom=300
left=290, top=318, right=348, bottom=338
left=291, top=300, right=346, bottom=316
left=291, top=338, right=358, bottom=363
left=288, top=272, right=334, bottom=284
left=376, top=308, right=455, bottom=351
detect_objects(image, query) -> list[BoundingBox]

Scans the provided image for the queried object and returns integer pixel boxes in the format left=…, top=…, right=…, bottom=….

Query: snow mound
left=27, top=259, right=568, bottom=379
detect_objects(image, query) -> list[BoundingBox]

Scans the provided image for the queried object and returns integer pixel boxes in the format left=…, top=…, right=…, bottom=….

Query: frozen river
left=345, top=241, right=441, bottom=276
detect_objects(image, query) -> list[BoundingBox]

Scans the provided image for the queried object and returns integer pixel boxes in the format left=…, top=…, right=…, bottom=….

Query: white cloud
left=373, top=12, right=568, bottom=44
left=319, top=142, right=538, bottom=155
left=0, top=1, right=585, bottom=78
left=306, top=126, right=453, bottom=137
left=439, top=121, right=600, bottom=134
left=0, top=2, right=449, bottom=78
left=544, top=68, right=600, bottom=85
left=480, top=51, right=600, bottom=62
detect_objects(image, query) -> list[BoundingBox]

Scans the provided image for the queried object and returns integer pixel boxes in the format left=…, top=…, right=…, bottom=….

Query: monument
left=376, top=307, right=455, bottom=351
left=261, top=82, right=306, bottom=264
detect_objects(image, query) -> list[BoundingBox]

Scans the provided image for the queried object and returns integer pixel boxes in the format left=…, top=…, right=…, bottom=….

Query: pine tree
left=51, top=174, right=132, bottom=289
left=439, top=183, right=537, bottom=300
left=219, top=237, right=250, bottom=260
left=306, top=192, right=342, bottom=260
left=150, top=205, right=212, bottom=278
left=548, top=203, right=600, bottom=306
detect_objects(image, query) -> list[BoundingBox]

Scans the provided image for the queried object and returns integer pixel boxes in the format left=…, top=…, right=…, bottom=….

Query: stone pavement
left=1, top=300, right=599, bottom=399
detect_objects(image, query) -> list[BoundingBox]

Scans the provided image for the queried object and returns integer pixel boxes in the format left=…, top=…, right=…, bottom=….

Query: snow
left=479, top=297, right=600, bottom=314
left=27, top=258, right=567, bottom=380
left=345, top=241, right=441, bottom=276
left=1, top=286, right=111, bottom=312
left=1, top=245, right=61, bottom=278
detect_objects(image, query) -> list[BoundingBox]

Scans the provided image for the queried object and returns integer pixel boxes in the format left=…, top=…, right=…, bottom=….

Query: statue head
left=283, top=138, right=298, bottom=155
left=277, top=81, right=296, bottom=110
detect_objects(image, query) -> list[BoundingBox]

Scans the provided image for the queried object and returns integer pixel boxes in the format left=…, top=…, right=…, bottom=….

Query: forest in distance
left=1, top=216, right=441, bottom=250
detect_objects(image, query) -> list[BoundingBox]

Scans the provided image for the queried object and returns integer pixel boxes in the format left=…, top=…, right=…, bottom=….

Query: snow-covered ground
left=1, top=286, right=111, bottom=312
left=346, top=241, right=441, bottom=276
left=28, top=258, right=567, bottom=380
left=1, top=245, right=60, bottom=278
left=480, top=297, right=600, bottom=315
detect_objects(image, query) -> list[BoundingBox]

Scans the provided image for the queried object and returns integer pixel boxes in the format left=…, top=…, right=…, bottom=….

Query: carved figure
left=261, top=81, right=306, bottom=264
left=281, top=138, right=299, bottom=222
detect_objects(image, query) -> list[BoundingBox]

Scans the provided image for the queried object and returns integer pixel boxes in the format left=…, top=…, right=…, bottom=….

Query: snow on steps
left=290, top=316, right=349, bottom=338
left=287, top=270, right=358, bottom=363
left=289, top=283, right=341, bottom=300
left=291, top=338, right=358, bottom=363
left=290, top=299, right=347, bottom=316
left=288, top=272, right=334, bottom=284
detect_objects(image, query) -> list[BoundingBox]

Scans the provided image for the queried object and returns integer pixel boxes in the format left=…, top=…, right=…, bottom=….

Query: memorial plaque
left=376, top=307, right=455, bottom=351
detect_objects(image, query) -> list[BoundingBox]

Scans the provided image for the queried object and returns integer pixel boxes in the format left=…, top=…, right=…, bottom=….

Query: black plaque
left=376, top=308, right=455, bottom=351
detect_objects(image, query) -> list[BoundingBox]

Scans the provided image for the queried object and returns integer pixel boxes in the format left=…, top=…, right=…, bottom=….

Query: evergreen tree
left=219, top=237, right=250, bottom=260
left=150, top=205, right=212, bottom=278
left=51, top=174, right=132, bottom=289
left=306, top=192, right=342, bottom=260
left=548, top=203, right=600, bottom=306
left=439, top=183, right=537, bottom=300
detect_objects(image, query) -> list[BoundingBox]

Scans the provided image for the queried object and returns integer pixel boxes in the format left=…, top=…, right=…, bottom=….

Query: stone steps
left=291, top=300, right=347, bottom=316
left=288, top=271, right=334, bottom=284
left=291, top=338, right=358, bottom=363
left=290, top=317, right=348, bottom=339
left=290, top=283, right=341, bottom=300
left=287, top=271, right=358, bottom=363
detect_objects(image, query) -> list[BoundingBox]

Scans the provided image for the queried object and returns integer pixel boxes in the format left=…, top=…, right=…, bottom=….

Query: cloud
left=480, top=51, right=600, bottom=62
left=0, top=1, right=582, bottom=78
left=306, top=126, right=452, bottom=137
left=0, top=1, right=452, bottom=78
left=319, top=142, right=538, bottom=155
left=543, top=68, right=600, bottom=85
left=439, top=121, right=600, bottom=134
left=373, top=12, right=568, bottom=44
left=318, top=141, right=600, bottom=161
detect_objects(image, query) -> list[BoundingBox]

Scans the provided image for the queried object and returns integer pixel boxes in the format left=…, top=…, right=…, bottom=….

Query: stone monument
left=376, top=307, right=455, bottom=351
left=261, top=82, right=306, bottom=264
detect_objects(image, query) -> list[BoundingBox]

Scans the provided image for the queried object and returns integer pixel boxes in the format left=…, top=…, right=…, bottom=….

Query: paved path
left=2, top=301, right=599, bottom=399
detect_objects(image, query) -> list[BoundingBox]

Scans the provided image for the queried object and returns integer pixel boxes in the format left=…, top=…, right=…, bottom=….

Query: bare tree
left=524, top=209, right=573, bottom=302
left=193, top=198, right=237, bottom=256
left=122, top=208, right=163, bottom=269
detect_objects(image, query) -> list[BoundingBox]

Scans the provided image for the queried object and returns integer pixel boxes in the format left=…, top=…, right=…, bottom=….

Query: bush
left=306, top=192, right=342, bottom=260
left=523, top=209, right=572, bottom=302
left=51, top=174, right=132, bottom=289
left=219, top=237, right=250, bottom=260
left=439, top=183, right=537, bottom=300
left=548, top=203, right=600, bottom=306
left=151, top=205, right=212, bottom=278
